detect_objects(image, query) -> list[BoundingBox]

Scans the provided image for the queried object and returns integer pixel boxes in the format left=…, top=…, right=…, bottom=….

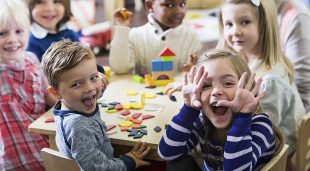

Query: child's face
left=55, top=58, right=102, bottom=114
left=200, top=58, right=239, bottom=129
left=31, top=0, right=65, bottom=31
left=150, top=0, right=186, bottom=30
left=0, top=20, right=28, bottom=64
left=221, top=3, right=260, bottom=57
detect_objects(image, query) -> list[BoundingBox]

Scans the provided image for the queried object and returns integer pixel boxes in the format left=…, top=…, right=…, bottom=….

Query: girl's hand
left=113, top=8, right=133, bottom=26
left=182, top=66, right=208, bottom=109
left=164, top=81, right=183, bottom=96
left=217, top=73, right=265, bottom=113
left=126, top=141, right=151, bottom=168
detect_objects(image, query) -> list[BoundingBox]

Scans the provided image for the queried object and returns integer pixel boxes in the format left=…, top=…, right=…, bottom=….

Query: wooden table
left=29, top=74, right=184, bottom=160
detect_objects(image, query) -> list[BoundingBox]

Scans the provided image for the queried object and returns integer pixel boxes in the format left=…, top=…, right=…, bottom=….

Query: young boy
left=109, top=0, right=201, bottom=74
left=41, top=39, right=151, bottom=171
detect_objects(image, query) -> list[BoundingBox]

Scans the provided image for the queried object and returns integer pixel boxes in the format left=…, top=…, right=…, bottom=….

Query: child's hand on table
left=126, top=141, right=151, bottom=168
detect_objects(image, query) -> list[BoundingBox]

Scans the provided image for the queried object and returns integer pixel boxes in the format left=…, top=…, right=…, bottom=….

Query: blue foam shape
left=152, top=59, right=163, bottom=71
left=162, top=61, right=173, bottom=71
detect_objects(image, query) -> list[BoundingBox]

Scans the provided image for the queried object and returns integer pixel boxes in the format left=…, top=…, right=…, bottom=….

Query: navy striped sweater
left=158, top=105, right=276, bottom=171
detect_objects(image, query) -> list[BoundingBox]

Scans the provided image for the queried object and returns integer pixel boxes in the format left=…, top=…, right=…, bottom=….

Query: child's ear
left=145, top=0, right=153, bottom=12
left=47, top=86, right=62, bottom=100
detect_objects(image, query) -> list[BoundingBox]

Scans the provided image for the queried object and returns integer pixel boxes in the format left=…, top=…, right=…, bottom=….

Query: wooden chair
left=41, top=148, right=80, bottom=171
left=261, top=125, right=289, bottom=171
left=296, top=113, right=310, bottom=171
left=261, top=144, right=289, bottom=171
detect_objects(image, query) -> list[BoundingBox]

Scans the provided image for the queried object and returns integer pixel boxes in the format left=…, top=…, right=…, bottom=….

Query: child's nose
left=232, top=25, right=242, bottom=36
left=85, top=82, right=96, bottom=92
left=8, top=33, right=18, bottom=43
left=211, top=87, right=223, bottom=96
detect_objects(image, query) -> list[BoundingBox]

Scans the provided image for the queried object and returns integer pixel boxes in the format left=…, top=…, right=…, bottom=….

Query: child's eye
left=203, top=82, right=213, bottom=89
left=91, top=75, right=99, bottom=81
left=71, top=82, right=80, bottom=88
left=223, top=81, right=235, bottom=87
left=16, top=29, right=24, bottom=34
left=180, top=1, right=186, bottom=7
left=241, top=20, right=251, bottom=26
left=54, top=0, right=62, bottom=3
left=224, top=22, right=233, bottom=28
left=0, top=32, right=6, bottom=37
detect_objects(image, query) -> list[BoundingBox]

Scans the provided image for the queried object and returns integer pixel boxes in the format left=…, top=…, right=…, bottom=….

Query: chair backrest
left=261, top=144, right=289, bottom=171
left=296, top=113, right=310, bottom=171
left=41, top=148, right=80, bottom=171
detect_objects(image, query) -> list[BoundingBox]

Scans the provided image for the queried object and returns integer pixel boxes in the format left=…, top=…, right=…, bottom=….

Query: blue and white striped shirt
left=158, top=105, right=276, bottom=171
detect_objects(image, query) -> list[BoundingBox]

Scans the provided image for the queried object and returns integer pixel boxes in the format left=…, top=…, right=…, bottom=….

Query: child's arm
left=109, top=9, right=135, bottom=74
left=223, top=113, right=275, bottom=170
left=158, top=66, right=207, bottom=160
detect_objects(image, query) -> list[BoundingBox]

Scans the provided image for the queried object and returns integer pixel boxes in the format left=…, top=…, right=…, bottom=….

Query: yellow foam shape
left=122, top=103, right=131, bottom=109
left=141, top=93, right=145, bottom=106
left=130, top=102, right=142, bottom=109
left=144, top=74, right=154, bottom=86
left=145, top=92, right=156, bottom=99
left=118, top=120, right=133, bottom=127
left=154, top=80, right=173, bottom=86
left=103, top=66, right=111, bottom=78
left=126, top=89, right=138, bottom=96
left=105, top=109, right=118, bottom=113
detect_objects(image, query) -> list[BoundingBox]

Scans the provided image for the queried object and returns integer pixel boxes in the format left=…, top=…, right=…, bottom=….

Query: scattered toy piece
left=154, top=126, right=162, bottom=132
left=142, top=114, right=155, bottom=120
left=107, top=125, right=116, bottom=131
left=156, top=92, right=164, bottom=95
left=118, top=120, right=133, bottom=127
left=122, top=103, right=131, bottom=109
left=107, top=105, right=115, bottom=110
left=140, top=129, right=148, bottom=135
left=115, top=104, right=123, bottom=110
left=133, top=119, right=143, bottom=124
left=105, top=108, right=118, bottom=113
left=145, top=92, right=156, bottom=99
left=126, top=117, right=134, bottom=121
left=120, top=126, right=129, bottom=131
left=145, top=85, right=156, bottom=89
left=132, top=112, right=142, bottom=119
left=126, top=89, right=138, bottom=96
left=120, top=110, right=131, bottom=116
left=45, top=117, right=55, bottom=123
left=133, top=132, right=144, bottom=139
left=169, top=95, right=177, bottom=102
left=132, top=124, right=141, bottom=129
left=100, top=103, right=108, bottom=107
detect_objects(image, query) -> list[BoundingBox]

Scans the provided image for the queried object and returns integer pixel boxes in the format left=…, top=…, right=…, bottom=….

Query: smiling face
left=200, top=58, right=239, bottom=129
left=148, top=0, right=186, bottom=30
left=221, top=3, right=260, bottom=57
left=0, top=19, right=28, bottom=64
left=31, top=0, right=65, bottom=31
left=54, top=58, right=102, bottom=114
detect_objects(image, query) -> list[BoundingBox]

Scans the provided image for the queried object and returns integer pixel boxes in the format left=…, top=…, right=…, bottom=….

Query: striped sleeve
left=223, top=113, right=275, bottom=170
left=158, top=105, right=203, bottom=160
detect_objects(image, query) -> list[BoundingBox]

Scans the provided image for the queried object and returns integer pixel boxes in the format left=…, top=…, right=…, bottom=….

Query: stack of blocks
left=145, top=48, right=175, bottom=86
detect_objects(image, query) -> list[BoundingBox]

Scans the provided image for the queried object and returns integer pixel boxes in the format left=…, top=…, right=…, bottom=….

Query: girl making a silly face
left=159, top=49, right=276, bottom=171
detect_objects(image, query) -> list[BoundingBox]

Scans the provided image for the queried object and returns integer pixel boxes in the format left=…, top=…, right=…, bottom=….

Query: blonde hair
left=0, top=0, right=30, bottom=30
left=41, top=39, right=95, bottom=88
left=217, top=0, right=294, bottom=82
